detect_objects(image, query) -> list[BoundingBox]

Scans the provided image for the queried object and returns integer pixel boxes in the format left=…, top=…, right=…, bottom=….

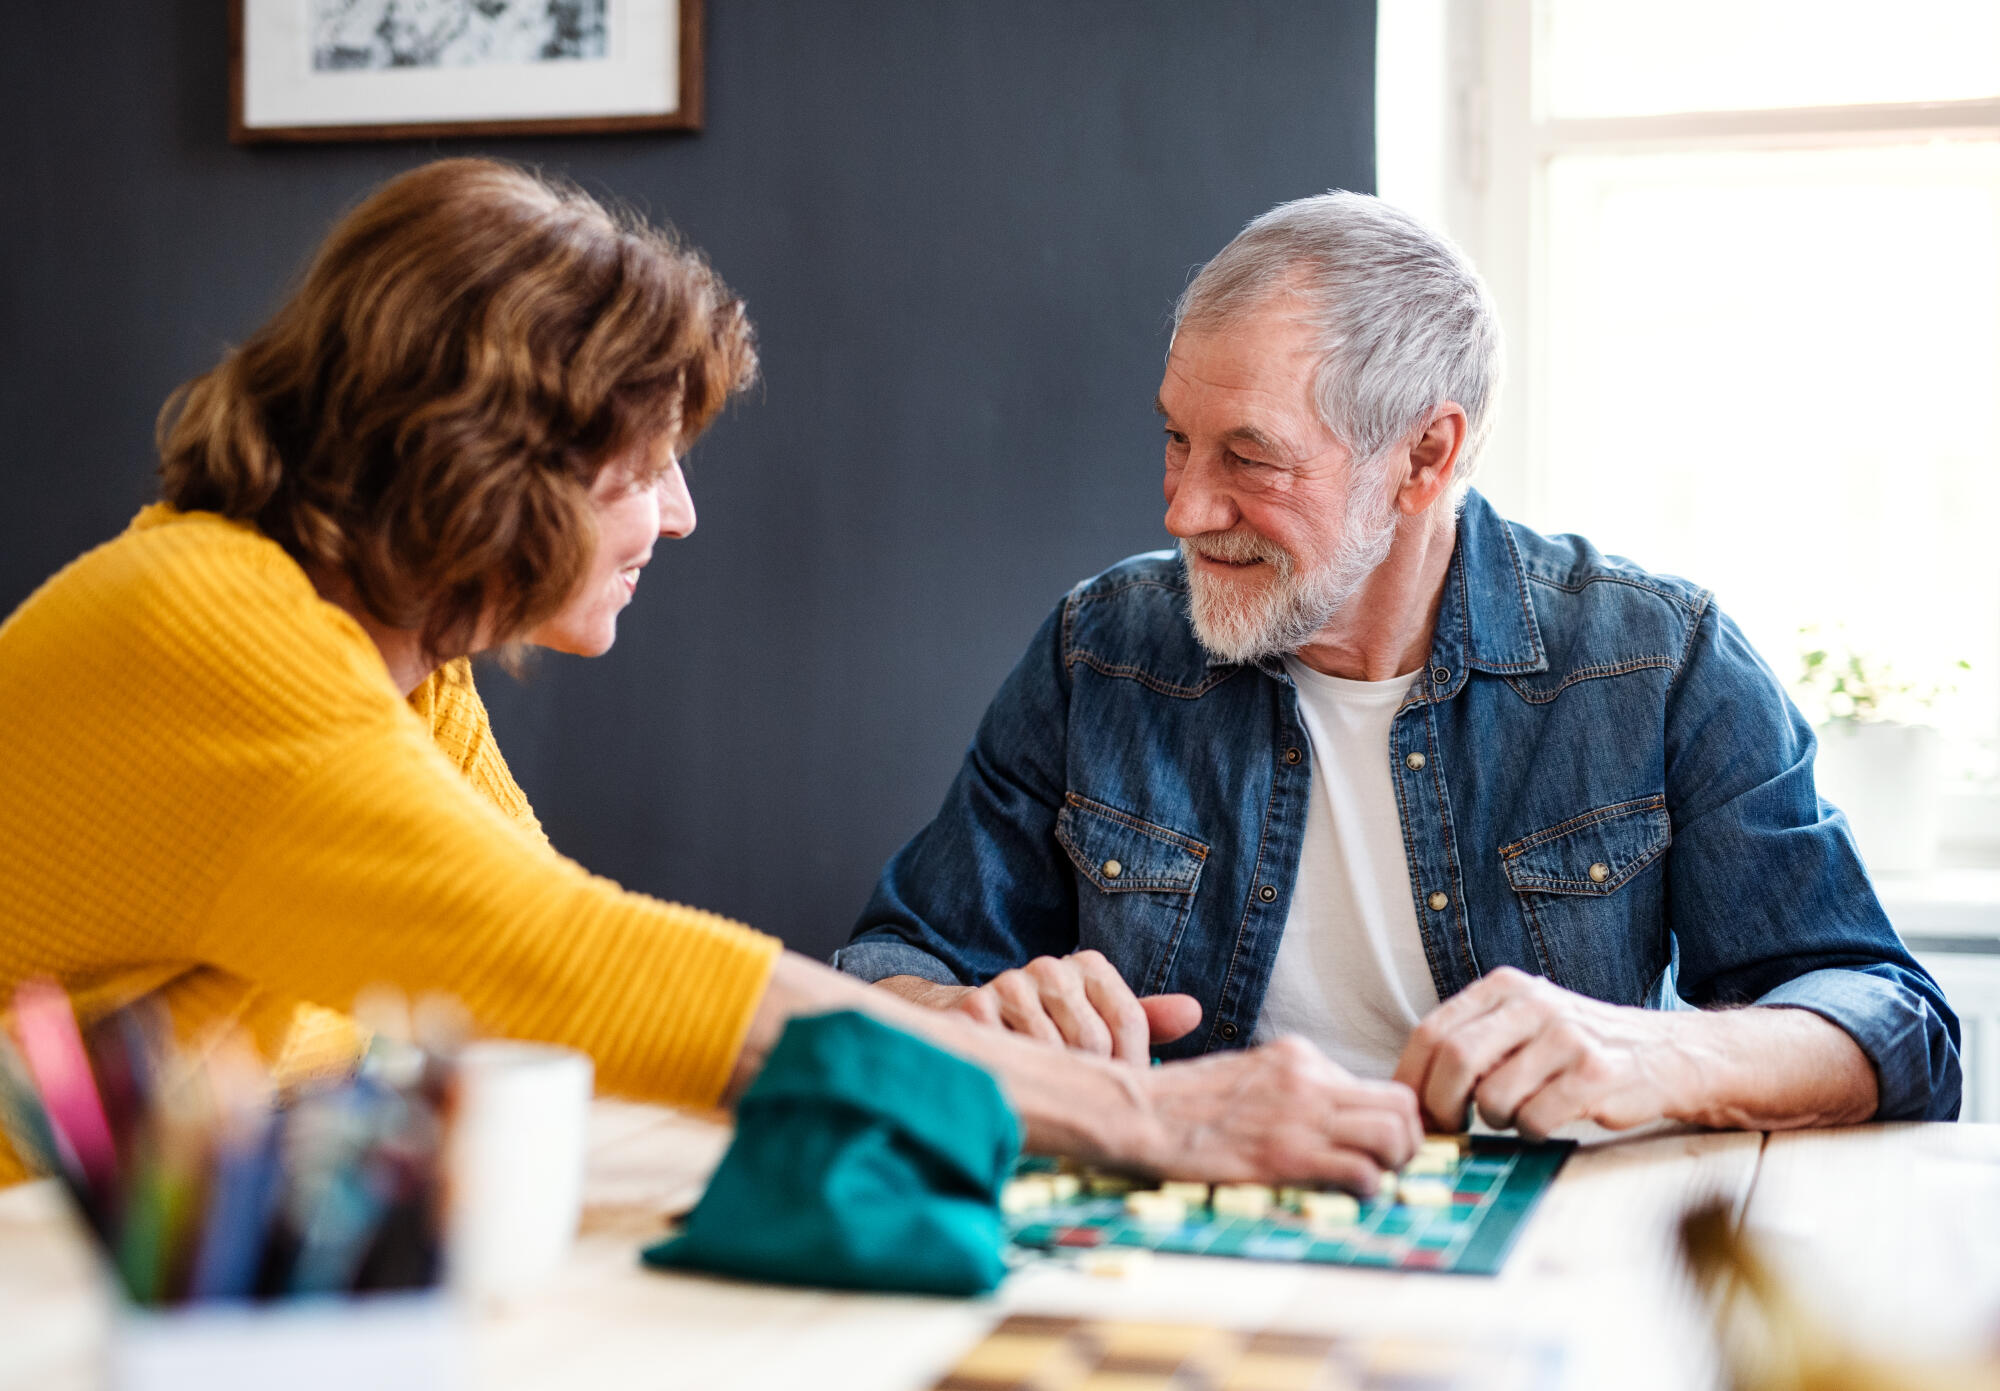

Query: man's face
left=1158, top=299, right=1397, bottom=663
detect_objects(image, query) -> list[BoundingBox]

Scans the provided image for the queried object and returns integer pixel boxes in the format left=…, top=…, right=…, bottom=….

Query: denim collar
left=1420, top=489, right=1548, bottom=702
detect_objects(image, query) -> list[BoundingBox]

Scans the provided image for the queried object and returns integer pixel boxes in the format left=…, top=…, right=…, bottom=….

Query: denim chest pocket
left=1055, top=793, right=1206, bottom=997
left=1499, top=796, right=1672, bottom=1006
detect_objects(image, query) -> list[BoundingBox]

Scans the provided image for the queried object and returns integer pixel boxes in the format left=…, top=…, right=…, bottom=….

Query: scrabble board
left=929, top=1314, right=1562, bottom=1391
left=1004, top=1136, right=1571, bottom=1277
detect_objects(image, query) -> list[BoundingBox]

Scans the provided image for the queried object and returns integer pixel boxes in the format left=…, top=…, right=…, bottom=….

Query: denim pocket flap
left=1500, top=796, right=1671, bottom=896
left=1056, top=795, right=1207, bottom=895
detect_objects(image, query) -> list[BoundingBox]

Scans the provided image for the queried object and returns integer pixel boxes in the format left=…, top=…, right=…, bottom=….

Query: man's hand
left=1394, top=966, right=1695, bottom=1138
left=879, top=951, right=1202, bottom=1064
left=747, top=952, right=1426, bottom=1189
left=1392, top=966, right=1881, bottom=1138
left=1135, top=1035, right=1422, bottom=1191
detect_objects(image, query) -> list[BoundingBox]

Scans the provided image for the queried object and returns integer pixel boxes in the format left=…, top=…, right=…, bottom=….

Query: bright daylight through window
left=1387, top=0, right=2000, bottom=853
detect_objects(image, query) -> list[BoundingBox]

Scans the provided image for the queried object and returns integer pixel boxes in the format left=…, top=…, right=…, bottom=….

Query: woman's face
left=528, top=447, right=696, bottom=658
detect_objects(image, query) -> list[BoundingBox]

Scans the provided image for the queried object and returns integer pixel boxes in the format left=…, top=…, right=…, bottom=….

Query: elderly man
left=835, top=192, right=1960, bottom=1134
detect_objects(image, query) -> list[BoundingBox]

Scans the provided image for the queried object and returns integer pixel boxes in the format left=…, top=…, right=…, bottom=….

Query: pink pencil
left=11, top=981, right=120, bottom=1200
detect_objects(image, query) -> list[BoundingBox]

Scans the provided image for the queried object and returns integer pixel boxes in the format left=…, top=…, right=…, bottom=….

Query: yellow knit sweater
left=0, top=505, right=779, bottom=1184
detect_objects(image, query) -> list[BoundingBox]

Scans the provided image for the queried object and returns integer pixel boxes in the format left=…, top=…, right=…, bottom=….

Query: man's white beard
left=1182, top=470, right=1400, bottom=665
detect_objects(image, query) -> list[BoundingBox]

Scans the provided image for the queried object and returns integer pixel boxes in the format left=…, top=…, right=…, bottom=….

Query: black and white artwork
left=312, top=0, right=609, bottom=71
left=235, top=0, right=697, bottom=142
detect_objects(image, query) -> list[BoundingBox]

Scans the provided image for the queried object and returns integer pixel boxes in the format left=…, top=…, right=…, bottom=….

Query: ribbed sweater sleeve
left=200, top=718, right=777, bottom=1106
left=0, top=505, right=780, bottom=1138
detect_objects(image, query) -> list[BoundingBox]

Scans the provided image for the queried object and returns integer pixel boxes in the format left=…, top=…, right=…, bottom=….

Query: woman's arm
left=734, top=952, right=1421, bottom=1188
left=201, top=718, right=1416, bottom=1187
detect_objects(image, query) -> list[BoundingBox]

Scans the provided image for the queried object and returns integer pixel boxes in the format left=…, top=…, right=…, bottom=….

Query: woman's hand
left=879, top=951, right=1202, bottom=1063
left=1134, top=1036, right=1423, bottom=1191
left=743, top=953, right=1421, bottom=1188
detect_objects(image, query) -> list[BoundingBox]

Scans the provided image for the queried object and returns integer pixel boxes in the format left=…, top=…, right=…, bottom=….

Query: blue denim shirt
left=834, top=492, right=1961, bottom=1121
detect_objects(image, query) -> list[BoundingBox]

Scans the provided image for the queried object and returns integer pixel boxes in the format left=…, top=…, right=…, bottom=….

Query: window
left=1382, top=0, right=2000, bottom=853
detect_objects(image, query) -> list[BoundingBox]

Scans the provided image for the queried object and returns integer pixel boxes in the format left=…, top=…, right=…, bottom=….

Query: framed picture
left=230, top=0, right=703, bottom=144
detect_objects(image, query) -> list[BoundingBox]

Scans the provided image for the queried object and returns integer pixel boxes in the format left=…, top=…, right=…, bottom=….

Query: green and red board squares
left=1005, top=1136, right=1573, bottom=1278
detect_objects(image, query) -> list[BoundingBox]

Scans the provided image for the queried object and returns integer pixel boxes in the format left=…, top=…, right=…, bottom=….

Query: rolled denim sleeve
left=834, top=602, right=1083, bottom=986
left=828, top=935, right=964, bottom=985
left=1664, top=604, right=1961, bottom=1120
left=1755, top=967, right=1961, bottom=1122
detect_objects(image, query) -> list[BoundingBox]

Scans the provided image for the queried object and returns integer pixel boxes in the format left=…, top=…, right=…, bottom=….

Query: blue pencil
left=0, top=1035, right=62, bottom=1176
left=187, top=1111, right=281, bottom=1302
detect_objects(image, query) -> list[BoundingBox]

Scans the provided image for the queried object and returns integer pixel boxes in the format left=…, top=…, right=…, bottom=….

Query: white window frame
left=1380, top=0, right=2000, bottom=862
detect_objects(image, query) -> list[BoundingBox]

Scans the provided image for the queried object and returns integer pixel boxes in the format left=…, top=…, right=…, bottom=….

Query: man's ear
left=1397, top=403, right=1470, bottom=515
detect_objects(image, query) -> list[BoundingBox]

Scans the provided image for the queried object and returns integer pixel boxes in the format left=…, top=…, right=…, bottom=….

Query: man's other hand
left=1138, top=1036, right=1422, bottom=1190
left=877, top=952, right=1202, bottom=1064
left=1393, top=966, right=1693, bottom=1138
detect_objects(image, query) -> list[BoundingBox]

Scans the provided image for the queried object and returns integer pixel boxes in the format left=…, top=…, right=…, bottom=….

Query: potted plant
left=1794, top=627, right=1967, bottom=876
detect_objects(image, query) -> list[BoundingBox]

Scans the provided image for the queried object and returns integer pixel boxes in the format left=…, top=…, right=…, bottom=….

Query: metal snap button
left=1427, top=891, right=1449, bottom=911
left=1588, top=862, right=1610, bottom=884
left=1102, top=859, right=1123, bottom=880
left=1283, top=747, right=1303, bottom=765
left=1257, top=885, right=1278, bottom=903
left=1404, top=751, right=1426, bottom=770
left=1218, top=1021, right=1240, bottom=1041
left=1431, top=666, right=1450, bottom=685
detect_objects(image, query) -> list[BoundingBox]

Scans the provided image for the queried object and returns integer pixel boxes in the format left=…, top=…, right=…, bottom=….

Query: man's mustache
left=1182, top=530, right=1294, bottom=573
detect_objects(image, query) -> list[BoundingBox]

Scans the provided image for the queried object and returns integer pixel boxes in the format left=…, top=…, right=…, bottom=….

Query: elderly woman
left=0, top=159, right=1419, bottom=1188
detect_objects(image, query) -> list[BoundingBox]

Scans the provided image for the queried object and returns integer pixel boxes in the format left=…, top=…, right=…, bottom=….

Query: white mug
left=447, top=1041, right=594, bottom=1300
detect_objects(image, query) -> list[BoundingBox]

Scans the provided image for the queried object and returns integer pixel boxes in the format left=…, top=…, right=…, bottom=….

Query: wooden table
left=2, top=1106, right=1995, bottom=1390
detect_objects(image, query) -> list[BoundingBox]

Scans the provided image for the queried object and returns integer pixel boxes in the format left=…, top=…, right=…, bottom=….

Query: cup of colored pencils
left=0, top=980, right=468, bottom=1389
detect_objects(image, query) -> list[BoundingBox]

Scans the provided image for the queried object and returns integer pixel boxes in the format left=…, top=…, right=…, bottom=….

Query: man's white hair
left=1173, top=192, right=1502, bottom=499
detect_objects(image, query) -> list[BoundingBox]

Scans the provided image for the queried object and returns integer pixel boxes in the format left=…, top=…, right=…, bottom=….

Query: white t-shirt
left=1251, top=658, right=1442, bottom=1079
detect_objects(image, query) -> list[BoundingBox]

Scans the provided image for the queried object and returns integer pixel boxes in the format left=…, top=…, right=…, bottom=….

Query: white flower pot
left=1811, top=720, right=1942, bottom=876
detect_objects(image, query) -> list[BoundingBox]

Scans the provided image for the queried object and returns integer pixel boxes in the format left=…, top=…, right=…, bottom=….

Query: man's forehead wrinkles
left=1159, top=339, right=1329, bottom=462
left=1159, top=392, right=1315, bottom=461
left=1224, top=423, right=1293, bottom=457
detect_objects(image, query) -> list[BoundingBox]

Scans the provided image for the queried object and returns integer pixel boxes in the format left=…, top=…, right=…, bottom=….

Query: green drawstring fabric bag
left=641, top=1010, right=1021, bottom=1296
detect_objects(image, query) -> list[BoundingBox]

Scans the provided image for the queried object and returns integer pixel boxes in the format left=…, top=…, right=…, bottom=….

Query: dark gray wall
left=1, top=2, right=1375, bottom=960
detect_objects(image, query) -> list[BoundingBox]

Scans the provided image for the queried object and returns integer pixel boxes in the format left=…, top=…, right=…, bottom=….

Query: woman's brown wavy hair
left=158, top=157, right=756, bottom=660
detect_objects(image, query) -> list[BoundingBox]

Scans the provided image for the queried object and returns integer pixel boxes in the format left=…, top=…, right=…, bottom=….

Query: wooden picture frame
left=230, top=0, right=703, bottom=144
